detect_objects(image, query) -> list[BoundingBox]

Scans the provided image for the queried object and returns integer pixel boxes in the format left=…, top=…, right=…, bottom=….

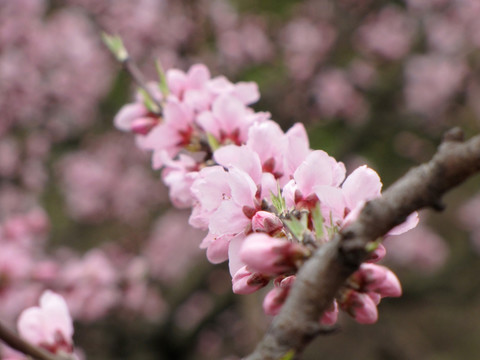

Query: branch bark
left=245, top=128, right=480, bottom=359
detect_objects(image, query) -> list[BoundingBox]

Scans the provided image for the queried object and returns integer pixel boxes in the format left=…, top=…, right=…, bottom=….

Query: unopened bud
left=232, top=266, right=269, bottom=294
left=340, top=289, right=378, bottom=324
left=240, top=233, right=307, bottom=276
left=131, top=117, right=158, bottom=135
left=262, top=276, right=295, bottom=316
left=251, top=211, right=283, bottom=234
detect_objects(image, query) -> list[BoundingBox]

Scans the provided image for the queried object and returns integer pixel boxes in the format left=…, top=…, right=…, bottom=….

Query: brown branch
left=245, top=128, right=480, bottom=359
left=0, top=320, right=63, bottom=360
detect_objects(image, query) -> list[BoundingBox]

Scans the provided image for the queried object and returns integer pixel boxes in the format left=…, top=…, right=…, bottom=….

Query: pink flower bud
left=131, top=117, right=158, bottom=135
left=251, top=211, right=283, bottom=234
left=353, top=263, right=402, bottom=298
left=232, top=266, right=269, bottom=294
left=262, top=276, right=295, bottom=316
left=320, top=301, right=338, bottom=326
left=340, top=290, right=378, bottom=324
left=367, top=243, right=386, bottom=262
left=370, top=270, right=402, bottom=298
left=240, top=233, right=306, bottom=276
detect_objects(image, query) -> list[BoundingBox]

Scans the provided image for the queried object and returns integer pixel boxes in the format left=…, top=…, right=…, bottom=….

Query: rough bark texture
left=245, top=129, right=480, bottom=360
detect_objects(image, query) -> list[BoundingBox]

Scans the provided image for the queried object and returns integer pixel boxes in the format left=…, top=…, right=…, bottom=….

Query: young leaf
left=284, top=216, right=305, bottom=240
left=270, top=184, right=286, bottom=215
left=139, top=88, right=160, bottom=114
left=312, top=202, right=324, bottom=239
left=101, top=33, right=128, bottom=62
left=206, top=133, right=220, bottom=152
left=155, top=60, right=170, bottom=97
left=279, top=350, right=295, bottom=360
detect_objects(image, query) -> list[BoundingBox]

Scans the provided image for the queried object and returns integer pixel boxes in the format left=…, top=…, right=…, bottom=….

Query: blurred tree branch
left=245, top=128, right=480, bottom=360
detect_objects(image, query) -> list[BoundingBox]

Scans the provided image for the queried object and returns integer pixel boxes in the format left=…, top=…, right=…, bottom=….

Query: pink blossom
left=166, top=63, right=211, bottom=101
left=355, top=6, right=415, bottom=60
left=144, top=100, right=195, bottom=168
left=161, top=154, right=199, bottom=208
left=384, top=224, right=449, bottom=273
left=197, top=95, right=262, bottom=145
left=404, top=54, right=467, bottom=116
left=312, top=69, right=369, bottom=124
left=17, top=290, right=74, bottom=355
left=59, top=250, right=119, bottom=322
left=281, top=19, right=336, bottom=80
left=144, top=210, right=204, bottom=284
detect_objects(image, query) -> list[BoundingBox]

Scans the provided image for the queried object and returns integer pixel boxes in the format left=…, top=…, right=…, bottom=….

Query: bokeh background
left=2, top=0, right=480, bottom=359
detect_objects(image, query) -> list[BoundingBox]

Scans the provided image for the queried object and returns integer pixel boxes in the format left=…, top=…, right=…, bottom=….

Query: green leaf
left=312, top=202, right=324, bottom=239
left=279, top=349, right=295, bottom=360
left=365, top=238, right=382, bottom=252
left=139, top=88, right=160, bottom=114
left=206, top=133, right=220, bottom=152
left=101, top=33, right=128, bottom=62
left=284, top=216, right=305, bottom=240
left=155, top=59, right=170, bottom=97
left=270, top=183, right=286, bottom=215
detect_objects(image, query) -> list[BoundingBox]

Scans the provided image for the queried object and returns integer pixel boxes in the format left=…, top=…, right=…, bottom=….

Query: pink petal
left=206, top=236, right=230, bottom=264
left=228, top=233, right=247, bottom=276
left=212, top=95, right=247, bottom=134
left=233, top=82, right=260, bottom=104
left=387, top=211, right=419, bottom=236
left=209, top=200, right=250, bottom=236
left=214, top=145, right=262, bottom=184
left=166, top=69, right=187, bottom=97
left=294, top=151, right=339, bottom=196
left=227, top=168, right=257, bottom=207
left=314, top=185, right=346, bottom=223
left=187, top=64, right=211, bottom=88
left=342, top=165, right=382, bottom=209
left=114, top=103, right=147, bottom=131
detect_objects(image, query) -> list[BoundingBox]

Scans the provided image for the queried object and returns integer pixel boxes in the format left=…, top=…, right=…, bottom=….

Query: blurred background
left=2, top=0, right=480, bottom=359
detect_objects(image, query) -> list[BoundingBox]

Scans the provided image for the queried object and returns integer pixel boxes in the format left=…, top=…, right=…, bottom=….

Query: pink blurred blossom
left=384, top=224, right=449, bottom=273
left=282, top=19, right=336, bottom=80
left=355, top=6, right=415, bottom=60
left=404, top=54, right=467, bottom=116
left=17, top=290, right=74, bottom=355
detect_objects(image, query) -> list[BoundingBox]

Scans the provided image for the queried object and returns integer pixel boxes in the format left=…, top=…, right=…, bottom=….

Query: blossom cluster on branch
left=114, top=62, right=419, bottom=325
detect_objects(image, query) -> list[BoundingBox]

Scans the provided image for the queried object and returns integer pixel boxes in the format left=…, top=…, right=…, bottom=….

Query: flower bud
left=320, top=301, right=338, bottom=326
left=251, top=211, right=283, bottom=234
left=369, top=269, right=402, bottom=298
left=232, top=266, right=269, bottom=294
left=356, top=263, right=402, bottom=298
left=340, top=290, right=378, bottom=324
left=131, top=117, right=158, bottom=135
left=262, top=276, right=295, bottom=316
left=240, top=233, right=306, bottom=276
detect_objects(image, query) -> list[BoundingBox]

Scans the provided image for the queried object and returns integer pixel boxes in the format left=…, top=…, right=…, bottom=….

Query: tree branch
left=245, top=128, right=480, bottom=359
left=0, top=320, right=63, bottom=360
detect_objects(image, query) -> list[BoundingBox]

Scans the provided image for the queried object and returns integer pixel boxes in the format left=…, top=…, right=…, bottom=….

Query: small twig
left=0, top=320, right=62, bottom=360
left=102, top=33, right=163, bottom=115
left=122, top=58, right=164, bottom=115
